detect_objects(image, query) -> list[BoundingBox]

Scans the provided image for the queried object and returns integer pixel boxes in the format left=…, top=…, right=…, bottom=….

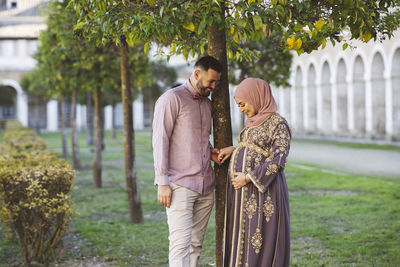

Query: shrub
left=0, top=121, right=75, bottom=266
left=0, top=120, right=46, bottom=154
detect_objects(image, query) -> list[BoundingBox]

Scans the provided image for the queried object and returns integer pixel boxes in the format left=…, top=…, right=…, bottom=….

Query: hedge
left=0, top=120, right=75, bottom=266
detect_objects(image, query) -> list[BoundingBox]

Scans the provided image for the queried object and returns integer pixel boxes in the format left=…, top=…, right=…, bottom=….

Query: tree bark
left=111, top=103, right=117, bottom=139
left=120, top=40, right=143, bottom=223
left=208, top=6, right=233, bottom=266
left=86, top=91, right=94, bottom=146
left=100, top=104, right=105, bottom=150
left=93, top=84, right=102, bottom=188
left=71, top=86, right=81, bottom=170
left=60, top=93, right=68, bottom=158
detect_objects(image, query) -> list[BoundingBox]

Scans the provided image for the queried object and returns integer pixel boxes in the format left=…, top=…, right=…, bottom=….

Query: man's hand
left=218, top=146, right=235, bottom=164
left=232, top=172, right=250, bottom=190
left=158, top=185, right=172, bottom=208
left=211, top=148, right=222, bottom=165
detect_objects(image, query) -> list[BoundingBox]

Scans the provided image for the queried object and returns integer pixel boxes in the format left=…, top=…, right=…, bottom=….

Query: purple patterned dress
left=222, top=113, right=291, bottom=267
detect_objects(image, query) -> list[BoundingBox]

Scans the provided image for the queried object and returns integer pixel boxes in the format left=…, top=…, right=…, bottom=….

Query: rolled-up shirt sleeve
left=152, top=91, right=180, bottom=186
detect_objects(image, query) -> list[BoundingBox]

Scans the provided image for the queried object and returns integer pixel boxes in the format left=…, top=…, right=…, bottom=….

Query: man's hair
left=195, top=56, right=222, bottom=73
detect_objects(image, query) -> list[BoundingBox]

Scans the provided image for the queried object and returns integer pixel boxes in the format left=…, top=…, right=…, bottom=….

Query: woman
left=218, top=78, right=291, bottom=267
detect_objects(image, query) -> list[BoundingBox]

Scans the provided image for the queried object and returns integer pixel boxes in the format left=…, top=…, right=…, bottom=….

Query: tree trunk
left=120, top=40, right=143, bottom=223
left=207, top=5, right=233, bottom=266
left=100, top=104, right=105, bottom=150
left=60, top=93, right=68, bottom=158
left=93, top=84, right=102, bottom=188
left=71, top=86, right=81, bottom=170
left=111, top=103, right=117, bottom=139
left=86, top=91, right=94, bottom=146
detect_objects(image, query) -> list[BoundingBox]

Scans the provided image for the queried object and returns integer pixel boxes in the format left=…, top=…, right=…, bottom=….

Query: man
left=152, top=56, right=222, bottom=267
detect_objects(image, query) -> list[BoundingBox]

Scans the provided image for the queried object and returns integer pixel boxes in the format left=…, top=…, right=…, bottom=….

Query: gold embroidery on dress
left=266, top=163, right=279, bottom=176
left=263, top=194, right=274, bottom=222
left=251, top=228, right=262, bottom=254
left=248, top=172, right=265, bottom=193
left=235, top=147, right=248, bottom=267
left=244, top=193, right=257, bottom=219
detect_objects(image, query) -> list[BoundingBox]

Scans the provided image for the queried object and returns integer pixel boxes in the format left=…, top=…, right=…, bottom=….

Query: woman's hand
left=232, top=172, right=250, bottom=190
left=218, top=146, right=235, bottom=164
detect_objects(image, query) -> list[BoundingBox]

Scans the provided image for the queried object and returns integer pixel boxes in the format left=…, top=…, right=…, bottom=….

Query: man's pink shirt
left=152, top=81, right=215, bottom=195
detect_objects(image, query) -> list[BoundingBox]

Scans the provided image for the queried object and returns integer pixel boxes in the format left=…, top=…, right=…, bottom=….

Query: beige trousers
left=166, top=183, right=214, bottom=267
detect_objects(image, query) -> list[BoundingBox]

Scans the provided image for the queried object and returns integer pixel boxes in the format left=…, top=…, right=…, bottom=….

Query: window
left=2, top=105, right=16, bottom=119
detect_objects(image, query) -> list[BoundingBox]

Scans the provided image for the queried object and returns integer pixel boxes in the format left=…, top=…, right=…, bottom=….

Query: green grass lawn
left=1, top=129, right=399, bottom=266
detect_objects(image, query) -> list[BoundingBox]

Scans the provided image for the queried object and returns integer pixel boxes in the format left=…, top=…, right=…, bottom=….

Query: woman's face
left=235, top=97, right=256, bottom=117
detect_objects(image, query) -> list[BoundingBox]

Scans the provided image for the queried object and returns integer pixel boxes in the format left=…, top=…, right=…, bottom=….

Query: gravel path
left=289, top=140, right=400, bottom=178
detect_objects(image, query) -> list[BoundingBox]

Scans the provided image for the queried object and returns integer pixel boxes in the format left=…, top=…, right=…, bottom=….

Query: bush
left=0, top=120, right=46, bottom=154
left=0, top=121, right=75, bottom=266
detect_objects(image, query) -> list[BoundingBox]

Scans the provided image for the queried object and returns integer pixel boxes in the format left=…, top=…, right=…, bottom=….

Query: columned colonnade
left=274, top=32, right=400, bottom=141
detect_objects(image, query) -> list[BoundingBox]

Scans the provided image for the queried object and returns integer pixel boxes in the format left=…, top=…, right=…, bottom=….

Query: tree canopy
left=70, top=0, right=400, bottom=59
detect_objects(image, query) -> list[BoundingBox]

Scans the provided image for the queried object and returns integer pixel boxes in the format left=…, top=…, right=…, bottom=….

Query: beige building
left=0, top=0, right=46, bottom=128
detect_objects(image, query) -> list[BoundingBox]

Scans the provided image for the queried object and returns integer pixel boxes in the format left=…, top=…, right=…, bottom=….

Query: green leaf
left=276, top=5, right=285, bottom=21
left=144, top=42, right=150, bottom=54
left=183, top=22, right=195, bottom=32
left=363, top=32, right=372, bottom=42
left=294, top=24, right=303, bottom=31
left=322, top=39, right=327, bottom=49
left=253, top=14, right=263, bottom=30
left=73, top=21, right=86, bottom=31
left=342, top=43, right=348, bottom=50
left=147, top=0, right=155, bottom=7
left=296, top=48, right=303, bottom=56
left=197, top=18, right=206, bottom=35
left=126, top=37, right=134, bottom=47
left=315, top=18, right=325, bottom=31
left=182, top=47, right=189, bottom=61
left=170, top=43, right=176, bottom=54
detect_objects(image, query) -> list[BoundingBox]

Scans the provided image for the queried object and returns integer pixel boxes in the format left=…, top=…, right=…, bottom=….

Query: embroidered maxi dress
left=222, top=113, right=291, bottom=267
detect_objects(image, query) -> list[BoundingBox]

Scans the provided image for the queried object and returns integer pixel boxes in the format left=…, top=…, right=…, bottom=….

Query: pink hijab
left=234, top=78, right=278, bottom=128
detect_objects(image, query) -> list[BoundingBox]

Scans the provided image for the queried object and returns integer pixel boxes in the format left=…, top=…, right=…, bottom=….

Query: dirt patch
left=290, top=189, right=360, bottom=196
left=291, top=236, right=330, bottom=257
left=143, top=211, right=167, bottom=223
left=54, top=257, right=111, bottom=267
left=329, top=220, right=359, bottom=234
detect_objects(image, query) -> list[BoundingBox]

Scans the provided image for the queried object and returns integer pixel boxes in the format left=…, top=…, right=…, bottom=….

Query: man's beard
left=196, top=79, right=212, bottom=97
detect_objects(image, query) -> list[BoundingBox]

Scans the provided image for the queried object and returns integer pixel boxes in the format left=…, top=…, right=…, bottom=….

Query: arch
left=307, top=64, right=317, bottom=131
left=391, top=47, right=400, bottom=140
left=336, top=58, right=348, bottom=133
left=353, top=55, right=366, bottom=136
left=371, top=52, right=386, bottom=137
left=0, top=79, right=28, bottom=126
left=294, top=66, right=304, bottom=131
left=321, top=61, right=332, bottom=134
